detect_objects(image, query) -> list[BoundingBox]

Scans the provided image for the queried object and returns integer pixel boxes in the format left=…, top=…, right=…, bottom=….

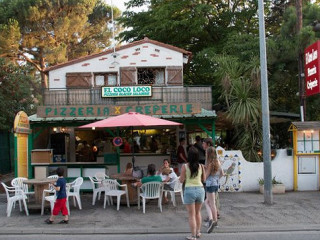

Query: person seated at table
left=157, top=159, right=171, bottom=175
left=161, top=167, right=178, bottom=203
left=133, top=164, right=162, bottom=187
left=124, top=162, right=133, bottom=176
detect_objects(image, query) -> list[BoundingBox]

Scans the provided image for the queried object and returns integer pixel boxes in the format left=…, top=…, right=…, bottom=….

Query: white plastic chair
left=41, top=175, right=59, bottom=215
left=102, top=179, right=130, bottom=211
left=95, top=172, right=109, bottom=181
left=89, top=176, right=105, bottom=205
left=138, top=181, right=163, bottom=214
left=11, top=177, right=34, bottom=200
left=67, top=177, right=83, bottom=210
left=1, top=182, right=29, bottom=217
left=42, top=185, right=71, bottom=216
left=163, top=177, right=184, bottom=206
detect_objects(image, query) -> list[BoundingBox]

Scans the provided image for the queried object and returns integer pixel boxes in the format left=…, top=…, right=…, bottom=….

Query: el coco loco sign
left=101, top=86, right=151, bottom=97
left=305, top=41, right=320, bottom=96
left=37, top=103, right=201, bottom=118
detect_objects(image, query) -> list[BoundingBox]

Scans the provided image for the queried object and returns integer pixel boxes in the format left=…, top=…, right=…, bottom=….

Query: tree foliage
left=0, top=0, right=120, bottom=88
left=119, top=0, right=320, bottom=161
left=0, top=58, right=37, bottom=131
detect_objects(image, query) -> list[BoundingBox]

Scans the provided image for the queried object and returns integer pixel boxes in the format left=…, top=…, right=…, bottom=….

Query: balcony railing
left=43, top=86, right=213, bottom=110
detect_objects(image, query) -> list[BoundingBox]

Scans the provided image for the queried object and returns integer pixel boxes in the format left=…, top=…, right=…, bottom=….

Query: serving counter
left=31, top=153, right=169, bottom=191
left=31, top=162, right=108, bottom=191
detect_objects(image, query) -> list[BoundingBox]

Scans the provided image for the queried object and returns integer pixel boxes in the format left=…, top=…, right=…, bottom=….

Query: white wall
left=49, top=42, right=184, bottom=89
left=240, top=149, right=294, bottom=191
left=219, top=149, right=294, bottom=192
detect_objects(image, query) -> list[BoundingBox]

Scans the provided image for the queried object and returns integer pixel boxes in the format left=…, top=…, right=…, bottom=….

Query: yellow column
left=293, top=130, right=298, bottom=191
left=17, top=133, right=28, bottom=178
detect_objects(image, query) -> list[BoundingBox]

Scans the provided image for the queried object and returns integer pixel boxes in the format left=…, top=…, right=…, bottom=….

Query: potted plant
left=258, top=177, right=285, bottom=194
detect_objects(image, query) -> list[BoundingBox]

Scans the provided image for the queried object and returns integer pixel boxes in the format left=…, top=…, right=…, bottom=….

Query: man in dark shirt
left=194, top=136, right=206, bottom=164
left=177, top=138, right=187, bottom=174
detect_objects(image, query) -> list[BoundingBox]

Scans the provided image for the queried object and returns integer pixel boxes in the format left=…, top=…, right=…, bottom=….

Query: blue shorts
left=183, top=186, right=205, bottom=204
left=206, top=186, right=219, bottom=193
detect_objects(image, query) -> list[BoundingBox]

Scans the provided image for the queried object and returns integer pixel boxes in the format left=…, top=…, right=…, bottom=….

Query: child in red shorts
left=45, top=167, right=69, bottom=224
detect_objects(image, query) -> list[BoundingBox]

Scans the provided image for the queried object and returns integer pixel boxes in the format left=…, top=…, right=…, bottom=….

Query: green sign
left=101, top=86, right=152, bottom=97
left=37, top=103, right=201, bottom=118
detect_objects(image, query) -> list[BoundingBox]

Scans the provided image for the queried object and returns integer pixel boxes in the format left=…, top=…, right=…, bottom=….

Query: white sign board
left=101, top=86, right=152, bottom=97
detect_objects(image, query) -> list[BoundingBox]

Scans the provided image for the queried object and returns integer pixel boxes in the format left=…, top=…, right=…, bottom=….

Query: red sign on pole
left=305, top=40, right=320, bottom=96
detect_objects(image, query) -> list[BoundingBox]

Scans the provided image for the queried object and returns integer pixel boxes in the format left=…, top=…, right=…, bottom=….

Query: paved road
left=1, top=231, right=320, bottom=240
left=1, top=191, right=320, bottom=235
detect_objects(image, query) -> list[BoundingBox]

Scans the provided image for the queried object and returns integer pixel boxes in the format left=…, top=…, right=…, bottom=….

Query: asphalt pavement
left=0, top=187, right=320, bottom=235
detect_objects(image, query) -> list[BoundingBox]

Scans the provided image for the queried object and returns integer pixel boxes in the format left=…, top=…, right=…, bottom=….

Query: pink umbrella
left=79, top=112, right=182, bottom=128
left=79, top=112, right=182, bottom=167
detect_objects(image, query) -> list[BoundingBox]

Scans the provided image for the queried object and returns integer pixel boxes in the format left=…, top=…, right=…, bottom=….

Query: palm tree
left=214, top=55, right=263, bottom=161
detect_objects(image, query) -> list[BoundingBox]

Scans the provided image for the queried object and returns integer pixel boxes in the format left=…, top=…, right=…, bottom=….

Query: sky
left=109, top=0, right=126, bottom=12
left=105, top=0, right=148, bottom=13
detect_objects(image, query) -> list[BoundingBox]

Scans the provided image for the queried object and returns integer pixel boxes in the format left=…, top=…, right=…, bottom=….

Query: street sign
left=113, top=137, right=123, bottom=147
left=305, top=40, right=320, bottom=96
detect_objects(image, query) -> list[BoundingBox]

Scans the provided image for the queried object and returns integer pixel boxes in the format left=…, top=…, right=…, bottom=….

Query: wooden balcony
left=43, top=86, right=213, bottom=110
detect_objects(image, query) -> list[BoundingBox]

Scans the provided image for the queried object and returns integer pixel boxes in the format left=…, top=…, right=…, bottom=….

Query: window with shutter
left=94, top=73, right=117, bottom=87
left=167, top=66, right=183, bottom=85
left=66, top=73, right=92, bottom=87
left=120, top=67, right=136, bottom=86
left=137, top=68, right=165, bottom=85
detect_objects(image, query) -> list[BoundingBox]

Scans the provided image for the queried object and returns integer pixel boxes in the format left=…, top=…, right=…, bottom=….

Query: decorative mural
left=216, top=147, right=241, bottom=192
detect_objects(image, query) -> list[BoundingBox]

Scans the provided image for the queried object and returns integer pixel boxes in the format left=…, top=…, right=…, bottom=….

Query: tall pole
left=258, top=0, right=273, bottom=204
left=296, top=0, right=305, bottom=121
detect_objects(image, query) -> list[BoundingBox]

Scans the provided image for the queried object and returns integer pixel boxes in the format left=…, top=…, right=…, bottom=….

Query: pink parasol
left=78, top=112, right=182, bottom=167
left=78, top=112, right=182, bottom=128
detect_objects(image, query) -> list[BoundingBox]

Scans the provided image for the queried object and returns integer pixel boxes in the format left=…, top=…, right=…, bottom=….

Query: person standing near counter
left=194, top=136, right=206, bottom=165
left=177, top=138, right=187, bottom=175
left=45, top=167, right=69, bottom=224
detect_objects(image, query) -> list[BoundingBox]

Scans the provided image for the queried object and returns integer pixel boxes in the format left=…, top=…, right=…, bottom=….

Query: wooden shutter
left=66, top=73, right=92, bottom=87
left=120, top=67, right=136, bottom=86
left=167, top=66, right=183, bottom=85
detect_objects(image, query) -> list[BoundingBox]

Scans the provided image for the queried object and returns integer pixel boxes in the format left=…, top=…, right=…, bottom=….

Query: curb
left=1, top=225, right=320, bottom=235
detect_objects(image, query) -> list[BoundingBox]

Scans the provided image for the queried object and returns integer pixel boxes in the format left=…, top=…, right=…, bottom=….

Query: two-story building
left=28, top=38, right=216, bottom=186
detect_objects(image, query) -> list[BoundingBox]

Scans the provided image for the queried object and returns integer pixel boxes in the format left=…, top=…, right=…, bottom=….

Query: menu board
left=297, top=130, right=320, bottom=153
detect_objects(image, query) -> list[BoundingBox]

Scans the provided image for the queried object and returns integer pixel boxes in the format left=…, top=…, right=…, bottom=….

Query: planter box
left=259, top=184, right=285, bottom=194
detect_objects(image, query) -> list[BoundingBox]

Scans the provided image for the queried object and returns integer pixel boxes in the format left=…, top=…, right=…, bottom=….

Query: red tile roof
left=44, top=37, right=192, bottom=72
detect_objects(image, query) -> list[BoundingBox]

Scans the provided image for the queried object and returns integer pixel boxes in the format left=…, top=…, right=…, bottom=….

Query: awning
left=289, top=121, right=320, bottom=131
left=28, top=108, right=217, bottom=124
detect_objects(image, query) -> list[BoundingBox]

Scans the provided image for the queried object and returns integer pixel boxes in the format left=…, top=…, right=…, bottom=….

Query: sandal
left=185, top=236, right=196, bottom=240
left=59, top=220, right=69, bottom=224
left=196, top=232, right=201, bottom=238
left=44, top=219, right=53, bottom=224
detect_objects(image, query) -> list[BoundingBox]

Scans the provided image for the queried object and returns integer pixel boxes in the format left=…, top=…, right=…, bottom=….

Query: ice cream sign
left=305, top=41, right=320, bottom=96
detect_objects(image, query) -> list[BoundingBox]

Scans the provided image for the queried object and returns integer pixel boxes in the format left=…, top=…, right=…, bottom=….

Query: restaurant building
left=27, top=38, right=216, bottom=189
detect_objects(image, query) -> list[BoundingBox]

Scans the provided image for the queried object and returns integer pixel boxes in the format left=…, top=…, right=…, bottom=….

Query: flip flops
left=44, top=219, right=53, bottom=224
left=59, top=220, right=69, bottom=224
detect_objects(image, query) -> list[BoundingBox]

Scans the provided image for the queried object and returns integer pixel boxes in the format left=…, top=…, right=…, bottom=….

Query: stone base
left=259, top=184, right=285, bottom=194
